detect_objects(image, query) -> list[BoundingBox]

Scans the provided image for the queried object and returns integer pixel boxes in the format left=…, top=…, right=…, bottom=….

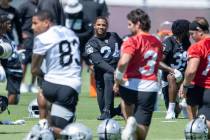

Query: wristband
left=115, top=68, right=123, bottom=80
left=183, top=84, right=194, bottom=89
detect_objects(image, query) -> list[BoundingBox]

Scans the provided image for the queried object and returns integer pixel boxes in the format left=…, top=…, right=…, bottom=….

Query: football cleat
left=29, top=84, right=39, bottom=93
left=97, top=110, right=111, bottom=120
left=121, top=116, right=137, bottom=140
left=179, top=98, right=188, bottom=118
left=20, top=83, right=29, bottom=93
left=165, top=111, right=175, bottom=120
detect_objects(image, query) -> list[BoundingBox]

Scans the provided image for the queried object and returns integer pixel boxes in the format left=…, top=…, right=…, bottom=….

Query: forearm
left=183, top=58, right=200, bottom=86
left=183, top=72, right=196, bottom=86
left=117, top=62, right=128, bottom=73
left=116, top=53, right=132, bottom=74
left=95, top=61, right=115, bottom=73
left=31, top=66, right=44, bottom=78
left=89, top=52, right=115, bottom=73
left=31, top=54, right=44, bottom=78
left=159, top=61, right=174, bottom=73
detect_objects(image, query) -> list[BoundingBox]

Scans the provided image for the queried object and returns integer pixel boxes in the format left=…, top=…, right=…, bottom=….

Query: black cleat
left=97, top=111, right=111, bottom=120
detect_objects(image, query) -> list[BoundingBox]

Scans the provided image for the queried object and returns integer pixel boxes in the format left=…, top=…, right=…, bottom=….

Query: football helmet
left=0, top=65, right=6, bottom=82
left=24, top=124, right=55, bottom=140
left=185, top=115, right=208, bottom=140
left=97, top=119, right=121, bottom=140
left=28, top=99, right=39, bottom=118
left=0, top=38, right=13, bottom=59
left=0, top=95, right=8, bottom=113
left=60, top=122, right=93, bottom=140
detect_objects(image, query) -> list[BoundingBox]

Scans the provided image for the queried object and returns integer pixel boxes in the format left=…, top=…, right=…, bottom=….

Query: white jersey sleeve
left=33, top=38, right=48, bottom=55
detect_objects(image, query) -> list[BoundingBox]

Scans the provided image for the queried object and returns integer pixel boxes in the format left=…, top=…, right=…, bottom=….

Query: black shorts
left=187, top=85, right=210, bottom=120
left=42, top=80, right=78, bottom=112
left=119, top=86, right=157, bottom=126
left=6, top=74, right=22, bottom=95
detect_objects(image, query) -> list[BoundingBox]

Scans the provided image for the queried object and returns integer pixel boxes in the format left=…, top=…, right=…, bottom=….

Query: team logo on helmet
left=60, top=122, right=93, bottom=140
left=97, top=119, right=121, bottom=140
left=28, top=99, right=39, bottom=118
left=184, top=115, right=208, bottom=140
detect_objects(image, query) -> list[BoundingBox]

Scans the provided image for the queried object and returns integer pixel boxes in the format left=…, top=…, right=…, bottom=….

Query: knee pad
left=50, top=104, right=75, bottom=129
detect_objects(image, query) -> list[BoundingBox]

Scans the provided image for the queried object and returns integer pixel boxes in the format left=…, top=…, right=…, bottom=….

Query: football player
left=113, top=9, right=163, bottom=140
left=85, top=16, right=122, bottom=120
left=0, top=14, right=23, bottom=105
left=179, top=17, right=210, bottom=138
left=159, top=19, right=191, bottom=119
left=31, top=10, right=81, bottom=137
left=0, top=14, right=13, bottom=58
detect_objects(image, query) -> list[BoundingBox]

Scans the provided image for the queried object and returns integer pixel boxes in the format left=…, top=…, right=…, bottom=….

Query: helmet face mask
left=60, top=123, right=93, bottom=140
left=184, top=115, right=208, bottom=140
left=25, top=124, right=55, bottom=140
left=0, top=95, right=8, bottom=113
left=28, top=99, right=39, bottom=118
left=97, top=119, right=121, bottom=140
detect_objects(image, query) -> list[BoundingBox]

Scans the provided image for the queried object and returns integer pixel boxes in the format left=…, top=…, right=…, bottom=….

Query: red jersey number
left=139, top=50, right=158, bottom=76
left=202, top=55, right=210, bottom=76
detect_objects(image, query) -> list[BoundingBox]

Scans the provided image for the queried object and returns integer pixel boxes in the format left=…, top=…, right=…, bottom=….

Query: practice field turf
left=0, top=67, right=188, bottom=140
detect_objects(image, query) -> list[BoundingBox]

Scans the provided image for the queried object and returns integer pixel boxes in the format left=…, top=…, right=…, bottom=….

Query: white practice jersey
left=33, top=26, right=82, bottom=94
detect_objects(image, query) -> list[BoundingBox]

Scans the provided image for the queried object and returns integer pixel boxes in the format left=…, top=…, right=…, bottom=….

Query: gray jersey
left=33, top=26, right=81, bottom=93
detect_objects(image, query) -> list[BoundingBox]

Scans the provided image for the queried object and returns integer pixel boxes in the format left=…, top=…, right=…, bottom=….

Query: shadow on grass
left=0, top=131, right=26, bottom=134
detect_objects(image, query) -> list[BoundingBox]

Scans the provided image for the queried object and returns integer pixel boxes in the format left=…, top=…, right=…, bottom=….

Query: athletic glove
left=174, top=69, right=183, bottom=83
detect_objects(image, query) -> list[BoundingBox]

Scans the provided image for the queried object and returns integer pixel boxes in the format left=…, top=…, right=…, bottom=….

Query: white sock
left=168, top=102, right=175, bottom=113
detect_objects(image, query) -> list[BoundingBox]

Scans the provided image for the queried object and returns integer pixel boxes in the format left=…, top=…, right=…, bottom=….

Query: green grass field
left=0, top=67, right=188, bottom=140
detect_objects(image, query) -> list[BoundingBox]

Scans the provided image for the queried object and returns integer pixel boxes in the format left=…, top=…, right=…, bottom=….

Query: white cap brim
left=64, top=4, right=83, bottom=14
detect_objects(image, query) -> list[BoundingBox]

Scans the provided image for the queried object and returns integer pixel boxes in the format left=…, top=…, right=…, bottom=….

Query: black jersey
left=0, top=5, right=22, bottom=43
left=162, top=36, right=190, bottom=81
left=85, top=32, right=122, bottom=69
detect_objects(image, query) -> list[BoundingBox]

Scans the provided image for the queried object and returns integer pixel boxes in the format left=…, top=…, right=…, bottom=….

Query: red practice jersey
left=188, top=37, right=210, bottom=88
left=121, top=33, right=163, bottom=92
